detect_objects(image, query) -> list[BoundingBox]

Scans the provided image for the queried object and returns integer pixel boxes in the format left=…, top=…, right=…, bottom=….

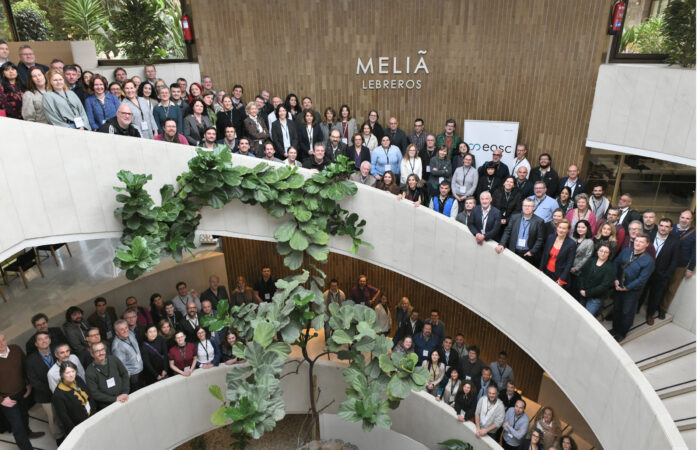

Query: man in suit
left=662, top=210, right=696, bottom=315
left=468, top=191, right=501, bottom=245
left=384, top=117, right=408, bottom=154
left=528, top=153, right=559, bottom=198
left=349, top=161, right=376, bottom=187
left=25, top=332, right=61, bottom=440
left=478, top=149, right=510, bottom=180
left=87, top=297, right=118, bottom=343
left=496, top=198, right=545, bottom=266
left=180, top=301, right=202, bottom=343
left=437, top=336, right=460, bottom=380
left=325, top=129, right=348, bottom=162
left=617, top=193, right=642, bottom=232
left=25, top=313, right=66, bottom=355
left=557, top=165, right=586, bottom=198
left=394, top=309, right=423, bottom=346
left=644, top=218, right=680, bottom=324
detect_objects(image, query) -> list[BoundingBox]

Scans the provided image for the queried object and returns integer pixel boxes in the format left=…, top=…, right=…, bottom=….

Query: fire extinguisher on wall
left=181, top=14, right=194, bottom=44
left=607, top=0, right=626, bottom=35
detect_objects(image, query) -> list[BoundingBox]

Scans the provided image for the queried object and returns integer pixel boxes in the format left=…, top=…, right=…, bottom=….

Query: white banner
left=463, top=120, right=520, bottom=172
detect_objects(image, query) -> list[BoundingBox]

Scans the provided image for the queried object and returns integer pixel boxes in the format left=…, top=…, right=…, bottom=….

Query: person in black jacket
left=540, top=220, right=577, bottom=287
left=454, top=380, right=477, bottom=422
left=528, top=153, right=559, bottom=198
left=475, top=162, right=502, bottom=200
left=643, top=218, right=681, bottom=324
left=499, top=380, right=523, bottom=411
left=458, top=346, right=486, bottom=383
left=437, top=336, right=460, bottom=380
left=199, top=275, right=230, bottom=305
left=140, top=325, right=169, bottom=385
left=496, top=198, right=546, bottom=266
left=52, top=361, right=96, bottom=436
left=270, top=104, right=299, bottom=160
left=216, top=95, right=244, bottom=139
left=97, top=104, right=141, bottom=137
left=393, top=310, right=423, bottom=346
left=492, top=176, right=523, bottom=230
left=578, top=244, right=616, bottom=317
left=25, top=313, right=66, bottom=355
left=297, top=110, right=323, bottom=160
left=367, top=109, right=384, bottom=143
left=26, top=332, right=61, bottom=440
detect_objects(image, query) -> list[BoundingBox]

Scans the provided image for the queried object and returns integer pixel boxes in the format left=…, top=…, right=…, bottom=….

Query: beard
left=540, top=162, right=550, bottom=169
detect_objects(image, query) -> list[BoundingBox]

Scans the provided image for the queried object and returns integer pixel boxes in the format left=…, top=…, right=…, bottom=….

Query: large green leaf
left=253, top=322, right=276, bottom=348
left=283, top=251, right=303, bottom=270
left=211, top=405, right=227, bottom=426
left=209, top=384, right=224, bottom=401
left=387, top=375, right=411, bottom=399
left=338, top=399, right=360, bottom=422
left=330, top=329, right=353, bottom=345
left=289, top=230, right=309, bottom=251
left=306, top=244, right=329, bottom=262
left=378, top=354, right=395, bottom=374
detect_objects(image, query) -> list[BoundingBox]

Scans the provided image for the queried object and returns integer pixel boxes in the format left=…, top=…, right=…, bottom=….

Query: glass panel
left=618, top=0, right=669, bottom=54
left=0, top=2, right=12, bottom=41
left=619, top=155, right=695, bottom=219
left=586, top=149, right=621, bottom=192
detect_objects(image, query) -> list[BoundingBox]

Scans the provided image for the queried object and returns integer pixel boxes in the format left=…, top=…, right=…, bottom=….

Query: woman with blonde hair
left=400, top=144, right=423, bottom=185
left=395, top=296, right=413, bottom=326
left=42, top=69, right=91, bottom=129
left=530, top=406, right=561, bottom=449
left=593, top=220, right=618, bottom=255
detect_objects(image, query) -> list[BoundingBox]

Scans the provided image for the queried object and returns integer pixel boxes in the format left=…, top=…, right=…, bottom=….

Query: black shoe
left=614, top=334, right=624, bottom=342
left=658, top=311, right=666, bottom=320
left=604, top=313, right=613, bottom=321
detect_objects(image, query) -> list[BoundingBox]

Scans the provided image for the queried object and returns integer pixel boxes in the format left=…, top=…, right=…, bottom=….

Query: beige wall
left=7, top=40, right=75, bottom=66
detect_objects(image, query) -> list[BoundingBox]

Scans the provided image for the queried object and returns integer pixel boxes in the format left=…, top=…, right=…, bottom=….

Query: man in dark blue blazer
left=495, top=198, right=545, bottom=266
left=557, top=164, right=587, bottom=198
left=643, top=218, right=680, bottom=324
left=612, top=234, right=655, bottom=341
left=468, top=191, right=501, bottom=245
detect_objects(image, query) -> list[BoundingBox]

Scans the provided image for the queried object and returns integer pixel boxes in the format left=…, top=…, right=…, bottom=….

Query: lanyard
left=94, top=361, right=112, bottom=379
left=511, top=158, right=524, bottom=175
left=121, top=337, right=137, bottom=354
left=144, top=341, right=163, bottom=357
left=504, top=191, right=511, bottom=205
left=462, top=166, right=471, bottom=186
left=342, top=121, right=348, bottom=138
left=591, top=198, right=605, bottom=216
left=519, top=219, right=531, bottom=241
left=654, top=236, right=667, bottom=254
left=363, top=135, right=370, bottom=146
left=199, top=340, right=210, bottom=361
left=307, top=126, right=313, bottom=144
left=533, top=197, right=544, bottom=212
left=512, top=413, right=524, bottom=430
left=408, top=157, right=416, bottom=173
left=178, top=345, right=188, bottom=361
left=383, top=148, right=390, bottom=164
left=481, top=208, right=490, bottom=233
left=130, top=98, right=144, bottom=119
left=281, top=121, right=289, bottom=143
left=96, top=96, right=107, bottom=120
left=61, top=92, right=80, bottom=117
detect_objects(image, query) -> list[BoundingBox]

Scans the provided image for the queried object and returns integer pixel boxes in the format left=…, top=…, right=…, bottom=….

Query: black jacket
left=200, top=286, right=230, bottom=305
left=620, top=208, right=642, bottom=232
left=325, top=141, right=348, bottom=162
left=453, top=390, right=477, bottom=420
left=515, top=179, right=534, bottom=198
left=216, top=108, right=245, bottom=140
left=578, top=259, right=616, bottom=299
left=270, top=119, right=299, bottom=159
left=475, top=175, right=502, bottom=199
left=651, top=235, right=681, bottom=280
left=344, top=145, right=371, bottom=171
left=478, top=161, right=510, bottom=180
left=395, top=318, right=423, bottom=343
left=529, top=167, right=559, bottom=198
left=458, top=356, right=486, bottom=382
left=492, top=188, right=523, bottom=223
left=87, top=307, right=118, bottom=343
left=499, top=389, right=522, bottom=410
left=52, top=377, right=96, bottom=434
left=26, top=351, right=54, bottom=403
left=297, top=123, right=324, bottom=157
left=540, top=235, right=577, bottom=283
left=97, top=117, right=141, bottom=137
left=302, top=156, right=330, bottom=171
left=438, top=347, right=460, bottom=374
left=25, top=327, right=66, bottom=355
left=557, top=178, right=587, bottom=198
left=141, top=337, right=169, bottom=385
left=468, top=206, right=502, bottom=242
left=383, top=128, right=408, bottom=153
left=499, top=213, right=546, bottom=256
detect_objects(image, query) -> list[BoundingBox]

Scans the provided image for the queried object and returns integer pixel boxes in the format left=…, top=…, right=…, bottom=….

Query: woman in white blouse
left=439, top=368, right=461, bottom=406
left=283, top=146, right=303, bottom=167
left=360, top=122, right=378, bottom=151
left=400, top=144, right=423, bottom=185
left=21, top=67, right=49, bottom=123
left=121, top=80, right=158, bottom=138
left=194, top=327, right=219, bottom=369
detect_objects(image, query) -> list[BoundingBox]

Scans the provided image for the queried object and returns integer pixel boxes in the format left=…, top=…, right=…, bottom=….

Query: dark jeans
left=645, top=275, right=670, bottom=317
left=613, top=289, right=643, bottom=338
left=1, top=393, right=32, bottom=450
left=129, top=373, right=144, bottom=393
left=514, top=249, right=538, bottom=267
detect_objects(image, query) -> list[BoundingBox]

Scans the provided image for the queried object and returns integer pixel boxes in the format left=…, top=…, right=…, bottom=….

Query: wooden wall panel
left=191, top=0, right=610, bottom=174
left=222, top=237, right=544, bottom=399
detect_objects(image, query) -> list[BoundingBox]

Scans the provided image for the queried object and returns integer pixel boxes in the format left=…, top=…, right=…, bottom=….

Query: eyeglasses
left=119, top=111, right=133, bottom=116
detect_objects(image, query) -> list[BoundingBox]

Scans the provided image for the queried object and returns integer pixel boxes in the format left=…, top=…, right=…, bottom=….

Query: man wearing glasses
left=478, top=149, right=510, bottom=180
left=85, top=341, right=130, bottom=411
left=408, top=118, right=428, bottom=154
left=97, top=104, right=141, bottom=137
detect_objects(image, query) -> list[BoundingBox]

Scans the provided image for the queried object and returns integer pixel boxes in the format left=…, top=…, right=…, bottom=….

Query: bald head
left=116, top=104, right=133, bottom=128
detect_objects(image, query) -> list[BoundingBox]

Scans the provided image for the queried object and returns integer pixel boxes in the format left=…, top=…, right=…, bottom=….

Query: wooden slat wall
left=191, top=0, right=610, bottom=174
left=222, top=237, right=544, bottom=398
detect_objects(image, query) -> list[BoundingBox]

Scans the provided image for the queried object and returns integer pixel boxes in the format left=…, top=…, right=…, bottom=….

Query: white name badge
left=385, top=164, right=392, bottom=171
left=264, top=293, right=271, bottom=300
left=74, top=117, right=85, bottom=128
left=106, top=377, right=116, bottom=388
left=457, top=186, right=466, bottom=195
left=101, top=119, right=106, bottom=125
left=341, top=138, right=348, bottom=144
left=438, top=177, right=444, bottom=184
left=184, top=367, right=191, bottom=373
left=517, top=238, right=527, bottom=248
left=85, top=402, right=91, bottom=414
left=426, top=166, right=430, bottom=172
left=422, top=350, right=429, bottom=357
left=140, top=121, right=149, bottom=131
left=464, top=375, right=472, bottom=381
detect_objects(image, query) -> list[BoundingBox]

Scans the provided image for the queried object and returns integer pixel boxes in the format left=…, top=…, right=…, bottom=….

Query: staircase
left=601, top=306, right=696, bottom=449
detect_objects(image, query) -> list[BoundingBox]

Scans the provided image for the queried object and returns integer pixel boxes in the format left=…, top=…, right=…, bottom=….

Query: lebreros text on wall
left=357, top=50, right=429, bottom=90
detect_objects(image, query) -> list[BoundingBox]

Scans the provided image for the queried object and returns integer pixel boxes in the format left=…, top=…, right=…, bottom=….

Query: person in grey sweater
left=121, top=80, right=157, bottom=139
left=42, top=68, right=91, bottom=130
left=85, top=342, right=130, bottom=410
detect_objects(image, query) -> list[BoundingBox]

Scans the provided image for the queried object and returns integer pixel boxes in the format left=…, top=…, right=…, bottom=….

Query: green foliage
left=438, top=439, right=474, bottom=450
left=620, top=16, right=666, bottom=54
left=113, top=147, right=370, bottom=279
left=662, top=0, right=696, bottom=67
left=62, top=0, right=117, bottom=57
left=12, top=0, right=51, bottom=41
left=152, top=0, right=186, bottom=59
left=112, top=0, right=169, bottom=63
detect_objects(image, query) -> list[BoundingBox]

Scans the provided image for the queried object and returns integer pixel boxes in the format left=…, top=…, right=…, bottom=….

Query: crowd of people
left=0, top=42, right=696, bottom=449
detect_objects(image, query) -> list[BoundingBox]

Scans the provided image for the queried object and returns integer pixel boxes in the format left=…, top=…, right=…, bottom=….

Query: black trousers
left=645, top=275, right=670, bottom=317
left=0, top=393, right=32, bottom=450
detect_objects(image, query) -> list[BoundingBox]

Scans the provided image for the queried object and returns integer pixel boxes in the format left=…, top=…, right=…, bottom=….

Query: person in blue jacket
left=413, top=322, right=440, bottom=365
left=370, top=135, right=402, bottom=181
left=84, top=75, right=120, bottom=130
left=612, top=234, right=655, bottom=342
